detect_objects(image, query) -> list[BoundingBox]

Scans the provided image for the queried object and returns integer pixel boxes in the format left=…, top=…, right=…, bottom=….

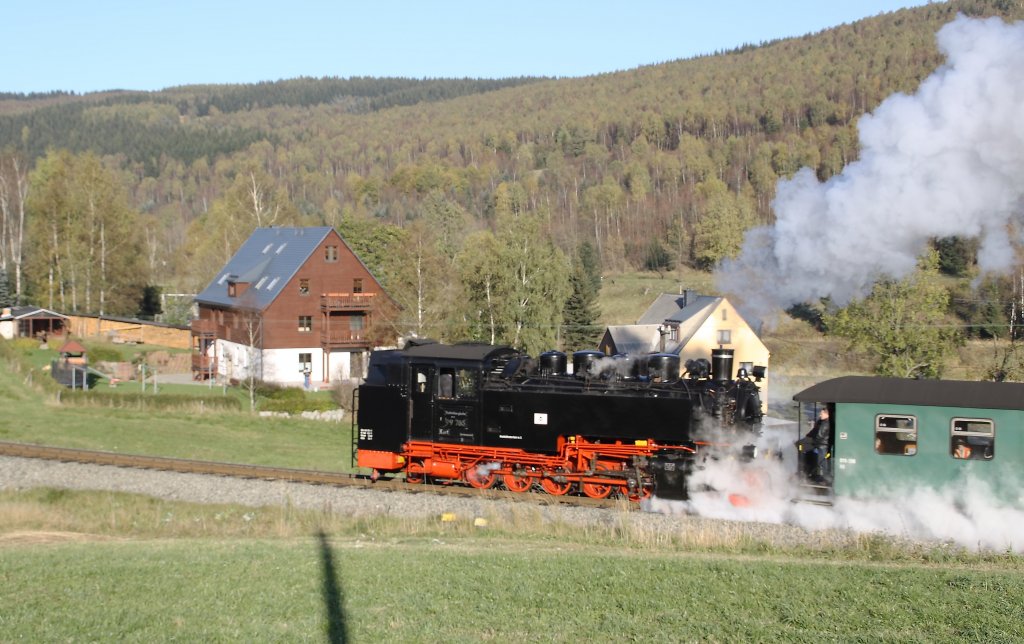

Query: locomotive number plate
left=534, top=413, right=548, bottom=425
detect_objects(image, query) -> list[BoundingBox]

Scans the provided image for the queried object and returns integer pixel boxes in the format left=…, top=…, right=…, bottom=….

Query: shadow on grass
left=317, top=530, right=348, bottom=644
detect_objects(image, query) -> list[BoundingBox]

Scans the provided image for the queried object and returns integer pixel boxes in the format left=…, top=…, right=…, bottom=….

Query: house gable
left=601, top=292, right=770, bottom=410
left=261, top=228, right=390, bottom=350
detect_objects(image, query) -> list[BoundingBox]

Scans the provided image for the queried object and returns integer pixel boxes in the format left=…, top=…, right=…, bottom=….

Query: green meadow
left=3, top=338, right=1024, bottom=641
left=2, top=488, right=1024, bottom=642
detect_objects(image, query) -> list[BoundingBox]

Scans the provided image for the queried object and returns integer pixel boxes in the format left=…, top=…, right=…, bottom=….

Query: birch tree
left=26, top=150, right=145, bottom=314
left=459, top=212, right=570, bottom=355
left=0, top=150, right=29, bottom=304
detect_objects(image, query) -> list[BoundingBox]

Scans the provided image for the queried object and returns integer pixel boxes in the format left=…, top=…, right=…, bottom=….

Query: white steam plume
left=646, top=424, right=1024, bottom=552
left=717, top=15, right=1024, bottom=317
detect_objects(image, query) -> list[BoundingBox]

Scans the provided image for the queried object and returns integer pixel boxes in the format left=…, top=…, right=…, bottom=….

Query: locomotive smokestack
left=711, top=348, right=734, bottom=382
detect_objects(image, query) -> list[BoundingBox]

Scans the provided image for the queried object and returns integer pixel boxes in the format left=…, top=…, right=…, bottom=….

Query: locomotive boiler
left=354, top=339, right=764, bottom=500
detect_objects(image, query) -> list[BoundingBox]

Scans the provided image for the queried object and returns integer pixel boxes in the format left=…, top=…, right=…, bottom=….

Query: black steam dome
left=646, top=353, right=681, bottom=382
left=572, top=350, right=604, bottom=378
left=539, top=350, right=567, bottom=376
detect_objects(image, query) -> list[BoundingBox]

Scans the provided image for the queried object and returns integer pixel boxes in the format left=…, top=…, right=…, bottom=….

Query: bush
left=85, top=343, right=124, bottom=363
left=251, top=380, right=285, bottom=398
left=10, top=338, right=40, bottom=354
left=59, top=390, right=242, bottom=412
left=332, top=380, right=357, bottom=412
left=259, top=388, right=336, bottom=414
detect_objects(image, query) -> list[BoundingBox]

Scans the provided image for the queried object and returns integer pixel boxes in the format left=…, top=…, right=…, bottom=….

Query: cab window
left=437, top=367, right=478, bottom=400
left=875, top=415, right=917, bottom=456
left=456, top=368, right=477, bottom=399
left=437, top=368, right=455, bottom=399
left=950, top=418, right=994, bottom=460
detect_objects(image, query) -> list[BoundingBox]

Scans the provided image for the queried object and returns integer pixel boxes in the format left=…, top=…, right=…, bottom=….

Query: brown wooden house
left=191, top=227, right=395, bottom=387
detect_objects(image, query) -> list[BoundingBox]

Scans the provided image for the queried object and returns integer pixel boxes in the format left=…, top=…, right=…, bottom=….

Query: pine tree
left=561, top=243, right=603, bottom=351
left=0, top=267, right=12, bottom=308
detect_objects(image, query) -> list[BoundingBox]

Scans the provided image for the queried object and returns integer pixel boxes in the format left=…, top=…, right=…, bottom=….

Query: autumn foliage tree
left=25, top=150, right=146, bottom=315
left=825, top=251, right=959, bottom=378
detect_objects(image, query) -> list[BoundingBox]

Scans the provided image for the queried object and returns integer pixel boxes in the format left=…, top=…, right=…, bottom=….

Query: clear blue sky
left=4, top=1, right=931, bottom=94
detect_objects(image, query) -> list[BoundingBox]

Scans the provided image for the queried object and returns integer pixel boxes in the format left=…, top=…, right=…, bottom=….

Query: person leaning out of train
left=799, top=407, right=831, bottom=483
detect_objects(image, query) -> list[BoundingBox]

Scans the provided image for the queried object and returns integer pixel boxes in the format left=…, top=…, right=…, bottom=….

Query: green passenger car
left=793, top=376, right=1024, bottom=507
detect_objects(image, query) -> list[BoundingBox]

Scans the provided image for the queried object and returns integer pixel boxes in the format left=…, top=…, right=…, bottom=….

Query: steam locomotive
left=354, top=340, right=765, bottom=500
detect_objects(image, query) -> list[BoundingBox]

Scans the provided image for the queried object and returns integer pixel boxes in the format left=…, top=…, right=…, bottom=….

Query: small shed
left=51, top=339, right=97, bottom=389
left=0, top=306, right=68, bottom=342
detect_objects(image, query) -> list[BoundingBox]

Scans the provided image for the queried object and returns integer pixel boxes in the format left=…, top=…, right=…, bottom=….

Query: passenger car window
left=875, top=415, right=917, bottom=456
left=950, top=418, right=994, bottom=460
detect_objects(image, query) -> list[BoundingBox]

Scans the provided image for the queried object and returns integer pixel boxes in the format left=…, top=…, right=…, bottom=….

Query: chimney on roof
left=681, top=289, right=698, bottom=308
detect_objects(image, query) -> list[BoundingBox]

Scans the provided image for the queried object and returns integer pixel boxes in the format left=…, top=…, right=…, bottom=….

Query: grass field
left=2, top=489, right=1023, bottom=642
left=0, top=344, right=356, bottom=473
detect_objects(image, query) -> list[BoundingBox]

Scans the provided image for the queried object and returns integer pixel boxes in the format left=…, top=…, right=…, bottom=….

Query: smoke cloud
left=646, top=424, right=1024, bottom=552
left=717, top=15, right=1024, bottom=318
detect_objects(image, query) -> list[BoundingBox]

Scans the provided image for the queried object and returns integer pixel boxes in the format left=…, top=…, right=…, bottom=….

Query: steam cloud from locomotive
left=716, top=15, right=1024, bottom=317
left=650, top=424, right=1024, bottom=553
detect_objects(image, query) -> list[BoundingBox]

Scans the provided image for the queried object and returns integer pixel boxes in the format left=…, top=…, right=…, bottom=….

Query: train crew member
left=799, top=407, right=831, bottom=483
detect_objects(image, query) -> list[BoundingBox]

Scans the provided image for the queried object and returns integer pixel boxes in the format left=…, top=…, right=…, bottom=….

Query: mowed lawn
left=0, top=352, right=355, bottom=473
left=3, top=534, right=1023, bottom=642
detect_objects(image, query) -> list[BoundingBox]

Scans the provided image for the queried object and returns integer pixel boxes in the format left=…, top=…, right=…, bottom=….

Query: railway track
left=0, top=441, right=623, bottom=510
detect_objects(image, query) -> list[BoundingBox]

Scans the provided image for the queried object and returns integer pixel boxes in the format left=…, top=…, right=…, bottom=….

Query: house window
left=353, top=278, right=363, bottom=294
left=325, top=245, right=338, bottom=262
left=951, top=418, right=994, bottom=460
left=669, top=325, right=678, bottom=341
left=350, top=314, right=364, bottom=331
left=717, top=329, right=732, bottom=345
left=228, top=283, right=237, bottom=297
left=298, top=353, right=312, bottom=371
left=875, top=415, right=917, bottom=456
left=299, top=279, right=310, bottom=296
left=298, top=316, right=312, bottom=332
left=722, top=309, right=728, bottom=321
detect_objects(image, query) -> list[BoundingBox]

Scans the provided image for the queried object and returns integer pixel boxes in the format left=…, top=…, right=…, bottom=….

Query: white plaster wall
left=213, top=340, right=368, bottom=387
left=262, top=346, right=321, bottom=386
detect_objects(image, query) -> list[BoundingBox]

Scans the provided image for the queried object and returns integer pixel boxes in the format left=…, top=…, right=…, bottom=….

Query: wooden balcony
left=190, top=318, right=221, bottom=336
left=320, top=292, right=376, bottom=311
left=320, top=328, right=368, bottom=348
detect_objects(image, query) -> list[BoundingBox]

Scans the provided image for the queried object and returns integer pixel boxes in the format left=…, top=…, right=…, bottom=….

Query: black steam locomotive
left=354, top=339, right=764, bottom=500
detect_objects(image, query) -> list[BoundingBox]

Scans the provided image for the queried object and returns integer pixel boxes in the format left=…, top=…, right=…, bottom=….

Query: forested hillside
left=1, top=0, right=1022, bottom=361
